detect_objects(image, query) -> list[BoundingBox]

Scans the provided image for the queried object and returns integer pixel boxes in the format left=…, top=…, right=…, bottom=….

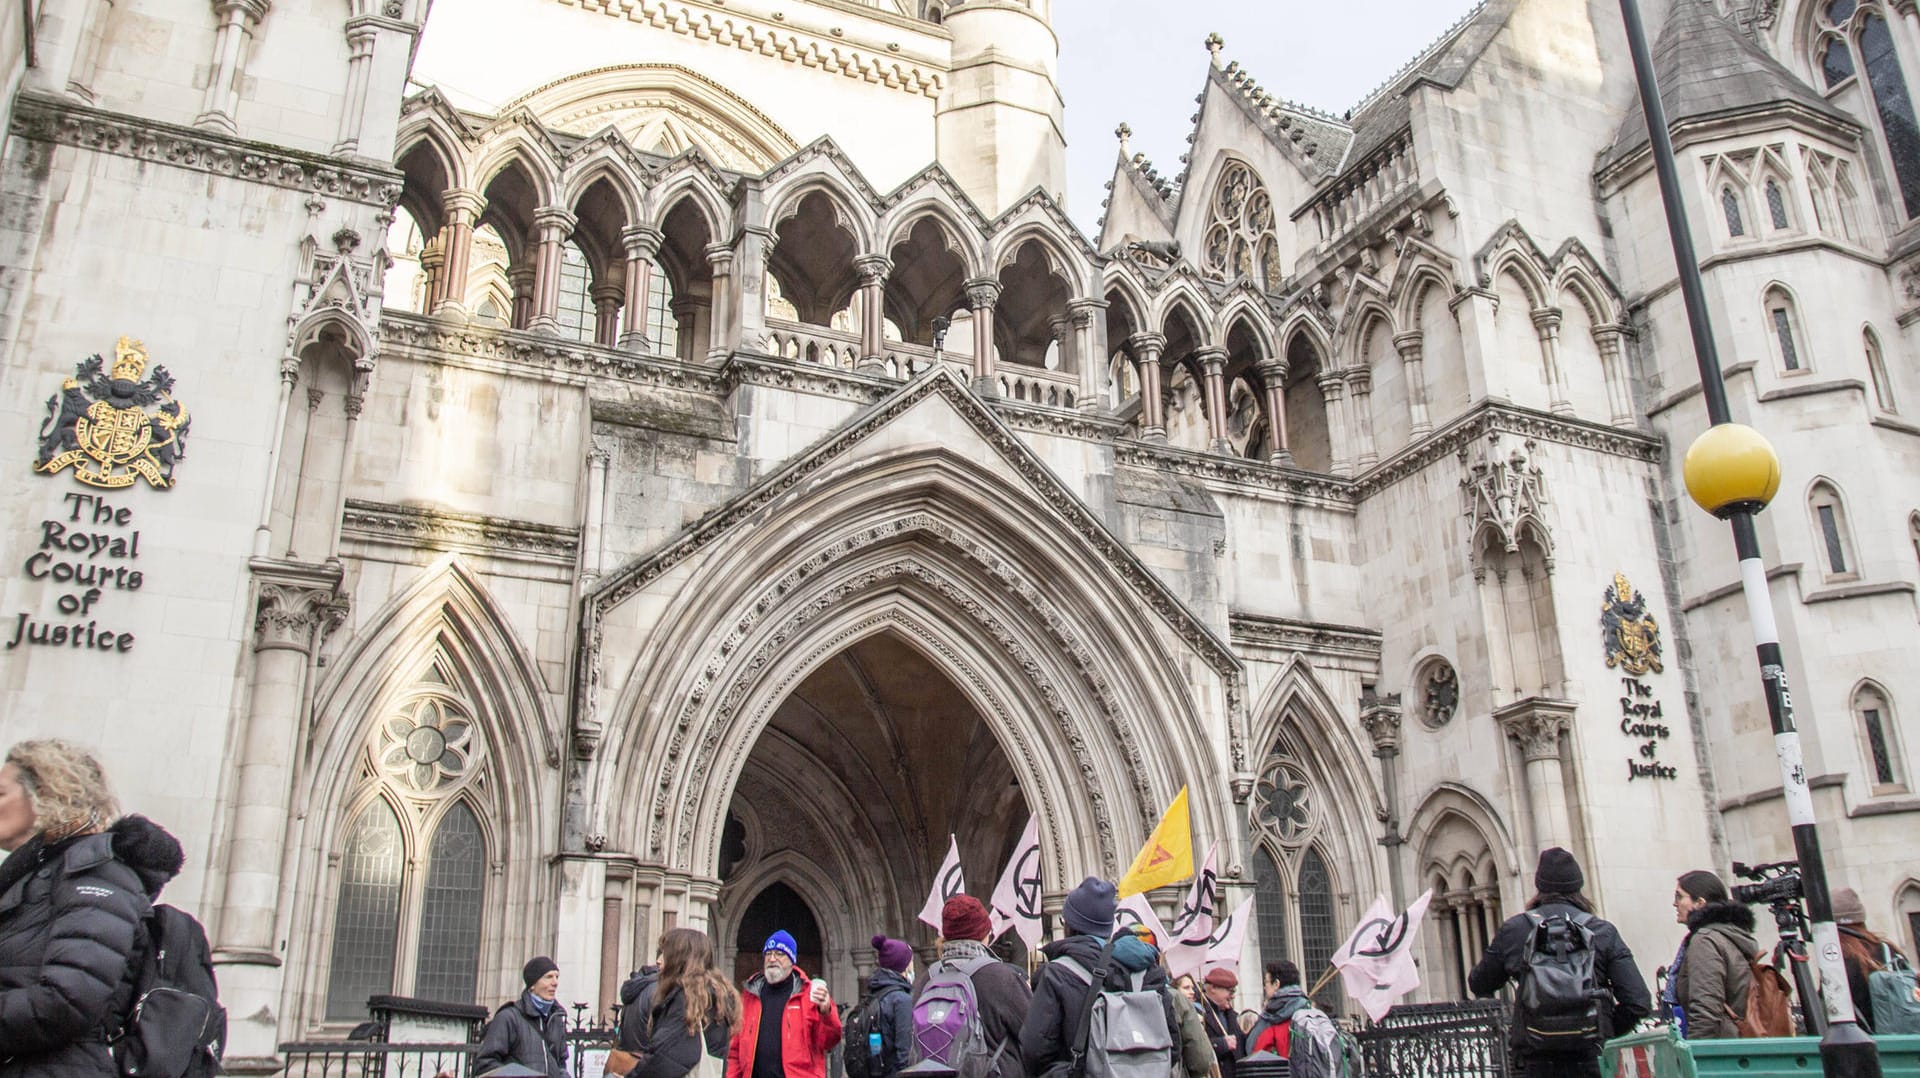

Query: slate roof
left=1337, top=0, right=1510, bottom=173
left=1598, top=0, right=1857, bottom=172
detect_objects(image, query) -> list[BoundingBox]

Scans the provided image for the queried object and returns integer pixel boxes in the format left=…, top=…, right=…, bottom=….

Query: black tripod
left=1766, top=894, right=1826, bottom=1037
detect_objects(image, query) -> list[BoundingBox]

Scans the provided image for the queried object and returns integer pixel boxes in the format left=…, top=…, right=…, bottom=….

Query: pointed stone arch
left=469, top=125, right=563, bottom=209
left=879, top=196, right=987, bottom=279
left=765, top=172, right=880, bottom=255
left=559, top=142, right=648, bottom=224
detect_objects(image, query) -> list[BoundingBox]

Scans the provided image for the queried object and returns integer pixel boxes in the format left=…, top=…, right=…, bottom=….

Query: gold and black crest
left=35, top=337, right=191, bottom=490
left=1601, top=572, right=1663, bottom=676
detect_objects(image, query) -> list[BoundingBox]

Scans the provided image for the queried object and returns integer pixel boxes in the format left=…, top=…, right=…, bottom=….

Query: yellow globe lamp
left=1682, top=423, right=1781, bottom=518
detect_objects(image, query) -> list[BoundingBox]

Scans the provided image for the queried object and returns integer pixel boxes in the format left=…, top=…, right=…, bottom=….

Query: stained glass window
left=1766, top=180, right=1791, bottom=229
left=1251, top=845, right=1290, bottom=968
left=1722, top=187, right=1746, bottom=237
left=414, top=802, right=487, bottom=1004
left=1860, top=16, right=1920, bottom=217
left=1298, top=847, right=1339, bottom=1013
left=325, top=800, right=404, bottom=1020
left=1819, top=504, right=1848, bottom=573
left=1865, top=707, right=1896, bottom=784
left=1771, top=304, right=1802, bottom=370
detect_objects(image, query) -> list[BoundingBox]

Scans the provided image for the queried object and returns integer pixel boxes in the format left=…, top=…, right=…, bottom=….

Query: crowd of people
left=2, top=738, right=1915, bottom=1078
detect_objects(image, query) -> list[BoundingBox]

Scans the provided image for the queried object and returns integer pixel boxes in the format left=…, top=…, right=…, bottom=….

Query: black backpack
left=844, top=984, right=908, bottom=1078
left=1515, top=910, right=1605, bottom=1052
left=111, top=905, right=226, bottom=1078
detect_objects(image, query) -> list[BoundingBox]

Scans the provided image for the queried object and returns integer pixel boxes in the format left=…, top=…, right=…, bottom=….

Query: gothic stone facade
left=0, top=0, right=1916, bottom=1059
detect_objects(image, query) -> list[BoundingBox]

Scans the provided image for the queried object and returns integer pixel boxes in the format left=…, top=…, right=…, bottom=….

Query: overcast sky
left=1055, top=1, right=1485, bottom=233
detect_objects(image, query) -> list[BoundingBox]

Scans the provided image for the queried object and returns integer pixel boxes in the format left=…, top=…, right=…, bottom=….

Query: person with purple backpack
left=911, top=896, right=1031, bottom=1078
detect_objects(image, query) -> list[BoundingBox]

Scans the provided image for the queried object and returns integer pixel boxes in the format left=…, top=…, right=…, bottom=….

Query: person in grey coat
left=477, top=957, right=569, bottom=1078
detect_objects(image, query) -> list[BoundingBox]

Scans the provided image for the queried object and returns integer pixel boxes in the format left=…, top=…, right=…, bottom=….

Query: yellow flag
left=1117, top=786, right=1193, bottom=897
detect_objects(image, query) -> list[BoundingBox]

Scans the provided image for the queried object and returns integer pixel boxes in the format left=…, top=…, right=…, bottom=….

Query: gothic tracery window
left=1417, top=658, right=1460, bottom=729
left=1814, top=1, right=1920, bottom=218
left=1247, top=741, right=1343, bottom=1013
left=324, top=653, right=493, bottom=1020
left=1203, top=162, right=1282, bottom=291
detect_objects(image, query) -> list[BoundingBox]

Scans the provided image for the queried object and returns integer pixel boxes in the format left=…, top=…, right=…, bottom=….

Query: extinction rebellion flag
left=1331, top=889, right=1433, bottom=1021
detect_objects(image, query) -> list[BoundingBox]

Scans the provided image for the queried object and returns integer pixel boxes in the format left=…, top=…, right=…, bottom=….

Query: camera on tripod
left=1731, top=859, right=1802, bottom=906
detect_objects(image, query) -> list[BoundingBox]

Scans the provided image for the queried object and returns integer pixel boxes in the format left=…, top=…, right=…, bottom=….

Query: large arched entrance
left=713, top=632, right=1028, bottom=987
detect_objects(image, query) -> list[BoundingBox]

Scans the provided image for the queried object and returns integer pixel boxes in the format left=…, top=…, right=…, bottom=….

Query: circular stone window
left=1417, top=659, right=1460, bottom=729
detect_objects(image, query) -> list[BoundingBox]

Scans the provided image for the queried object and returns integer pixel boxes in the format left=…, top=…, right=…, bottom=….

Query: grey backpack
left=1054, top=950, right=1179, bottom=1078
left=1869, top=944, right=1920, bottom=1035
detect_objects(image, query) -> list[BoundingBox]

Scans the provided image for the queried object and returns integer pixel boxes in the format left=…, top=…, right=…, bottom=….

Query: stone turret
left=934, top=0, right=1066, bottom=216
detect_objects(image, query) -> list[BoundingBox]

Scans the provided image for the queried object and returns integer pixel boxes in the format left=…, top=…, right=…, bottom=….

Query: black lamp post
left=1614, top=1, right=1881, bottom=1073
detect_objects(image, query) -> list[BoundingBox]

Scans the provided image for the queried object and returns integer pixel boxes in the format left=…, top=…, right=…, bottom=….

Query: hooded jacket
left=0, top=815, right=182, bottom=1078
left=1468, top=900, right=1652, bottom=1058
left=1018, top=934, right=1204, bottom=1078
left=1242, top=986, right=1311, bottom=1058
left=860, top=968, right=914, bottom=1075
left=725, top=968, right=841, bottom=1078
left=619, top=967, right=734, bottom=1078
left=1673, top=902, right=1759, bottom=1040
left=476, top=993, right=569, bottom=1078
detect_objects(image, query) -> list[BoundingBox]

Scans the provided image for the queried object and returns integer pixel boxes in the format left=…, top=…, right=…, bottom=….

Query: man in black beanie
left=1469, top=848, right=1650, bottom=1078
left=1020, top=876, right=1121, bottom=1077
left=476, top=955, right=570, bottom=1078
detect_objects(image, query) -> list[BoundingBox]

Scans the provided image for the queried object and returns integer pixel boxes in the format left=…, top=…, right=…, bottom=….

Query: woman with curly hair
left=0, top=738, right=188, bottom=1078
left=617, top=927, right=742, bottom=1078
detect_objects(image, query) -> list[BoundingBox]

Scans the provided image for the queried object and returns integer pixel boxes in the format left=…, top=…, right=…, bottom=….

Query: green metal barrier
left=1601, top=1026, right=1920, bottom=1077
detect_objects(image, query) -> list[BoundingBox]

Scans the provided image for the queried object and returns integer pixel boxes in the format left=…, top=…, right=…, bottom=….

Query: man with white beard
left=727, top=931, right=844, bottom=1078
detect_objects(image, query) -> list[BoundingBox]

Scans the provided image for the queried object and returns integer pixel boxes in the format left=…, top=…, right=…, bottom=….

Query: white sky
left=1055, top=1, right=1486, bottom=232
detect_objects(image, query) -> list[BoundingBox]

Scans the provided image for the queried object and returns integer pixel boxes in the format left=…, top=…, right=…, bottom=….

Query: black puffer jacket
left=476, top=994, right=569, bottom=1078
left=1019, top=934, right=1186, bottom=1078
left=1468, top=900, right=1652, bottom=1058
left=0, top=816, right=183, bottom=1078
left=619, top=967, right=732, bottom=1078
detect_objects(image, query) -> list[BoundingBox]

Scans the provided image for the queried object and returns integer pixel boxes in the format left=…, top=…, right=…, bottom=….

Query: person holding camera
left=1665, top=870, right=1759, bottom=1039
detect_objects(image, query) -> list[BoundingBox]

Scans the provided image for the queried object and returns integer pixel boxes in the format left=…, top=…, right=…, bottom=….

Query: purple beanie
left=872, top=934, right=912, bottom=972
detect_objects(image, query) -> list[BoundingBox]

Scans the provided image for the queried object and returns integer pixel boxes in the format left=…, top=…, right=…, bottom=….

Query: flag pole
left=1306, top=964, right=1338, bottom=999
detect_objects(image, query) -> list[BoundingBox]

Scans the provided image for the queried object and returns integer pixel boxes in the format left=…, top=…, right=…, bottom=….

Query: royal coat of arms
left=35, top=337, right=191, bottom=490
left=1601, top=572, right=1663, bottom=676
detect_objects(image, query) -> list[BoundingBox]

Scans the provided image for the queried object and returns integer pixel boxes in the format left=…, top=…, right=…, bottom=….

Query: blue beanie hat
left=764, top=930, right=799, bottom=962
left=1062, top=876, right=1118, bottom=936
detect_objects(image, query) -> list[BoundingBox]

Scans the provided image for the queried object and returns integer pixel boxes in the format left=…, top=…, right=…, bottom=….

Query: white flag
left=1164, top=842, right=1220, bottom=978
left=1332, top=889, right=1433, bottom=1021
left=989, top=817, right=1043, bottom=946
left=1204, top=895, right=1254, bottom=973
left=1114, top=892, right=1169, bottom=948
left=918, top=835, right=966, bottom=930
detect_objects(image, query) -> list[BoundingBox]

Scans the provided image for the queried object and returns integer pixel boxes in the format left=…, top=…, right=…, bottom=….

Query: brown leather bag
left=1735, top=957, right=1794, bottom=1037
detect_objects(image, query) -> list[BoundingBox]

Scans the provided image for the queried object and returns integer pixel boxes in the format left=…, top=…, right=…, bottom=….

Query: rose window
left=1252, top=755, right=1316, bottom=846
left=1203, top=163, right=1281, bottom=290
left=379, top=693, right=475, bottom=793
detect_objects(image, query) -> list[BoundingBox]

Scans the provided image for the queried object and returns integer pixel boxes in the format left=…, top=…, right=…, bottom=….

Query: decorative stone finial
left=1115, top=122, right=1131, bottom=154
left=1205, top=32, right=1224, bottom=67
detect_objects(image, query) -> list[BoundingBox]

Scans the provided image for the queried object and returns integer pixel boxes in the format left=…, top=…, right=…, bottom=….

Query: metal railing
left=279, top=1042, right=479, bottom=1078
left=1352, top=1000, right=1511, bottom=1078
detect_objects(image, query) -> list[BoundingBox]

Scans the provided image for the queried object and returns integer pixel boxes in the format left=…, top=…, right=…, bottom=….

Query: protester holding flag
left=1200, top=969, right=1241, bottom=1078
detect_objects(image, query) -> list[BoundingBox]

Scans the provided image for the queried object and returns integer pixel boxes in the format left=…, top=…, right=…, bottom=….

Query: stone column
left=620, top=227, right=662, bottom=350
left=856, top=255, right=892, bottom=374
left=592, top=284, right=624, bottom=348
left=705, top=242, right=734, bottom=362
left=432, top=188, right=484, bottom=318
left=1196, top=346, right=1231, bottom=453
left=1318, top=373, right=1350, bottom=475
left=65, top=0, right=115, bottom=102
left=326, top=389, right=363, bottom=559
left=508, top=264, right=536, bottom=330
left=1255, top=358, right=1291, bottom=463
left=1069, top=299, right=1105, bottom=411
left=1394, top=331, right=1432, bottom=436
left=582, top=443, right=609, bottom=588
left=281, top=385, right=322, bottom=560
left=1347, top=368, right=1377, bottom=467
left=417, top=238, right=446, bottom=313
left=966, top=278, right=1001, bottom=393
left=527, top=207, right=578, bottom=335
left=252, top=358, right=300, bottom=559
left=1531, top=307, right=1573, bottom=415
left=215, top=570, right=346, bottom=1057
left=1592, top=324, right=1635, bottom=425
left=333, top=24, right=377, bottom=153
left=671, top=297, right=704, bottom=362
left=1360, top=691, right=1407, bottom=907
left=1495, top=699, right=1576, bottom=854
left=195, top=0, right=270, bottom=133
left=1129, top=332, right=1168, bottom=441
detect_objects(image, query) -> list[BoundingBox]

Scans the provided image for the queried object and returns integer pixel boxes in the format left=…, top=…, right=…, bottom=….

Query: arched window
left=1808, top=480, right=1857, bottom=579
left=1297, top=847, right=1339, bottom=1012
left=1853, top=682, right=1905, bottom=792
left=1766, top=287, right=1807, bottom=372
left=647, top=263, right=679, bottom=357
left=1766, top=178, right=1793, bottom=229
left=1251, top=845, right=1291, bottom=968
left=1865, top=328, right=1897, bottom=411
left=1722, top=186, right=1747, bottom=237
left=1814, top=2, right=1920, bottom=218
left=556, top=241, right=595, bottom=344
left=323, top=654, right=493, bottom=1020
left=1202, top=162, right=1281, bottom=291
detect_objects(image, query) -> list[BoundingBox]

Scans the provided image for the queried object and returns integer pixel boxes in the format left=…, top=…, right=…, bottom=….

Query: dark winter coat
left=619, top=967, right=734, bottom=1078
left=1468, top=900, right=1652, bottom=1061
left=1202, top=999, right=1239, bottom=1078
left=910, top=938, right=1032, bottom=1076
left=1019, top=934, right=1199, bottom=1078
left=476, top=993, right=569, bottom=1078
left=0, top=816, right=183, bottom=1078
left=1240, top=986, right=1311, bottom=1058
left=1673, top=902, right=1759, bottom=1040
left=861, top=969, right=915, bottom=1075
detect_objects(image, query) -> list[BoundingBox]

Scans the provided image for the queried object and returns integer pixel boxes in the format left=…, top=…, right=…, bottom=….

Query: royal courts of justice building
left=1, top=0, right=1917, bottom=1061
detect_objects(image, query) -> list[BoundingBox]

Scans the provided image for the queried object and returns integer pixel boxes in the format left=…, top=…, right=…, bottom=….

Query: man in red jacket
left=728, top=930, right=843, bottom=1078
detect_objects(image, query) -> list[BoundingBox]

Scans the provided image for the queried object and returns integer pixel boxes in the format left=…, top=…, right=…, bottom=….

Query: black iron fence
left=279, top=1029, right=617, bottom=1078
left=1352, top=1000, right=1511, bottom=1078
